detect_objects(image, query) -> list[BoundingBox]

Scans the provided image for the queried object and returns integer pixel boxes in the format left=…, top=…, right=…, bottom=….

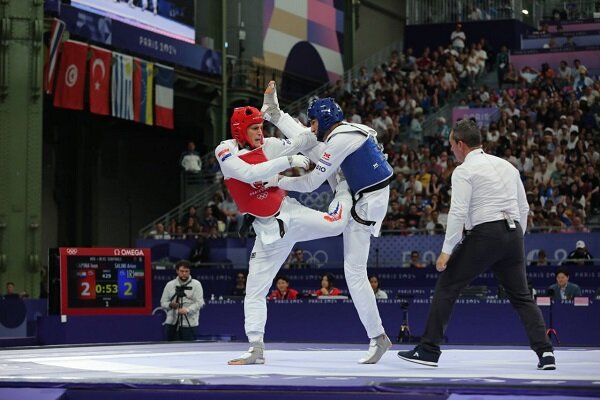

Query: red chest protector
left=224, top=147, right=287, bottom=217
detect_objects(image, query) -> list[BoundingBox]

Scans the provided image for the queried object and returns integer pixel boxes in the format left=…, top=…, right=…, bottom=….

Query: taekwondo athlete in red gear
left=262, top=83, right=394, bottom=364
left=216, top=105, right=352, bottom=365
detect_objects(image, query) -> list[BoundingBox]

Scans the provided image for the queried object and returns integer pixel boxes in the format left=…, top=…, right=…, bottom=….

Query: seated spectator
left=231, top=272, right=246, bottom=296
left=147, top=222, right=171, bottom=239
left=369, top=275, right=388, bottom=299
left=540, top=63, right=555, bottom=80
left=180, top=206, right=200, bottom=227
left=565, top=240, right=594, bottom=265
left=409, top=108, right=424, bottom=144
left=218, top=191, right=243, bottom=234
left=315, top=273, right=341, bottom=297
left=183, top=216, right=202, bottom=238
left=179, top=141, right=202, bottom=173
left=269, top=276, right=299, bottom=300
left=425, top=210, right=445, bottom=235
left=520, top=66, right=540, bottom=85
left=383, top=200, right=403, bottom=231
left=286, top=248, right=311, bottom=269
left=4, top=281, right=18, bottom=298
left=574, top=66, right=594, bottom=96
left=547, top=268, right=582, bottom=301
left=563, top=216, right=589, bottom=233
left=536, top=22, right=550, bottom=35
left=203, top=155, right=220, bottom=183
left=543, top=38, right=557, bottom=49
left=406, top=250, right=426, bottom=268
left=206, top=226, right=221, bottom=239
left=503, top=63, right=520, bottom=85
left=199, top=206, right=219, bottom=235
left=562, top=35, right=576, bottom=49
left=557, top=60, right=573, bottom=84
left=404, top=203, right=421, bottom=229
left=166, top=218, right=180, bottom=238
left=530, top=249, right=550, bottom=266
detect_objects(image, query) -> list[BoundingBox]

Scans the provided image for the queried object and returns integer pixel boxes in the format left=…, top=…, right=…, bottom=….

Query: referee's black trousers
left=421, top=220, right=554, bottom=355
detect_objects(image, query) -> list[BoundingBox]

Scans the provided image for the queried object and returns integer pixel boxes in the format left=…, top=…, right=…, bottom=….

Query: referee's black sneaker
left=537, top=351, right=556, bottom=370
left=397, top=345, right=440, bottom=367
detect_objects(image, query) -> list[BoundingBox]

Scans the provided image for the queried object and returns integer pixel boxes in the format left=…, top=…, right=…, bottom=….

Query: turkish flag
left=53, top=40, right=88, bottom=110
left=89, top=46, right=112, bottom=115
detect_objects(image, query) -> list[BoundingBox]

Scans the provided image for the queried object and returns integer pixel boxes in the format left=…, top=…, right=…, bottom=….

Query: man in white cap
left=565, top=240, right=594, bottom=265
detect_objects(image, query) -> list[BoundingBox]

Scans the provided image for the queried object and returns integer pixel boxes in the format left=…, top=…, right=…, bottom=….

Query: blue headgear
left=307, top=97, right=344, bottom=140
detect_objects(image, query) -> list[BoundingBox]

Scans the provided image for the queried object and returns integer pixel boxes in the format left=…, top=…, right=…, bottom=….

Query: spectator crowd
left=148, top=20, right=599, bottom=245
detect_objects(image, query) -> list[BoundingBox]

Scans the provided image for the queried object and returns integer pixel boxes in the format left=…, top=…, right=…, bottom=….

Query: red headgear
left=230, top=106, right=263, bottom=148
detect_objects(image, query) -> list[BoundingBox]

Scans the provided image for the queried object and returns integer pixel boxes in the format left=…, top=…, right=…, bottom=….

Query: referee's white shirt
left=442, top=149, right=529, bottom=254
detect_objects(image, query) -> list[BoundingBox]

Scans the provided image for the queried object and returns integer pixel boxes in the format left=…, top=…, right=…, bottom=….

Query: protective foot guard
left=228, top=341, right=265, bottom=365
left=359, top=333, right=392, bottom=364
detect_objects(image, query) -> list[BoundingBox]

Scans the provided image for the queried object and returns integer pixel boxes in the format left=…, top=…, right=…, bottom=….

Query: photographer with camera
left=160, top=260, right=205, bottom=341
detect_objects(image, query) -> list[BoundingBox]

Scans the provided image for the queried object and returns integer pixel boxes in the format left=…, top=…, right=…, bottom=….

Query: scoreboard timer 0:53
left=59, top=247, right=152, bottom=316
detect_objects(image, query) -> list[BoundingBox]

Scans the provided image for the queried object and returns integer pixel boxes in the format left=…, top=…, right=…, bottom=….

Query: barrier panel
left=137, top=232, right=600, bottom=270
left=509, top=45, right=600, bottom=72
left=543, top=19, right=600, bottom=33
left=151, top=265, right=600, bottom=307
left=521, top=30, right=600, bottom=49
left=196, top=298, right=600, bottom=345
left=29, top=299, right=600, bottom=346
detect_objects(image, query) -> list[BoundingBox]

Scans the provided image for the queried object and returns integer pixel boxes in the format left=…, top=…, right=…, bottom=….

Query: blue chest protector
left=331, top=125, right=393, bottom=195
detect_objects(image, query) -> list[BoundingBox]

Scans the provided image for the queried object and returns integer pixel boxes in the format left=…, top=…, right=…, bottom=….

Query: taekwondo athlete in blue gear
left=262, top=87, right=393, bottom=364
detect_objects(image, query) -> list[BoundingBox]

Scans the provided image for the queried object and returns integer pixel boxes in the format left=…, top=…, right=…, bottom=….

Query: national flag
left=53, top=40, right=88, bottom=110
left=154, top=63, right=174, bottom=129
left=133, top=58, right=154, bottom=125
left=218, top=148, right=231, bottom=162
left=111, top=52, right=134, bottom=120
left=45, top=18, right=66, bottom=94
left=89, top=46, right=112, bottom=115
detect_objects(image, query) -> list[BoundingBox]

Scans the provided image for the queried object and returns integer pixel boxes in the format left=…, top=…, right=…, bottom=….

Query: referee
left=397, top=119, right=556, bottom=370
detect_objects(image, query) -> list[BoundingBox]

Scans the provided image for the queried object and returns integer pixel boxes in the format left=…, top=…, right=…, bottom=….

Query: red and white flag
left=53, top=40, right=88, bottom=110
left=154, top=63, right=174, bottom=129
left=44, top=18, right=66, bottom=94
left=89, top=46, right=112, bottom=115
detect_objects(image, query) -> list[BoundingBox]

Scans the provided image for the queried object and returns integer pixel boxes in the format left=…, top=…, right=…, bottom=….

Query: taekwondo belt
left=350, top=178, right=392, bottom=226
left=238, top=213, right=285, bottom=239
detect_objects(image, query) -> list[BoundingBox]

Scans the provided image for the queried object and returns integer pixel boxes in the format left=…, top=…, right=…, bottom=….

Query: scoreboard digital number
left=59, top=247, right=152, bottom=316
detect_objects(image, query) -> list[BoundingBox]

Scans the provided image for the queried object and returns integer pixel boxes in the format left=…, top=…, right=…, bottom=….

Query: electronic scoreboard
left=59, top=247, right=152, bottom=315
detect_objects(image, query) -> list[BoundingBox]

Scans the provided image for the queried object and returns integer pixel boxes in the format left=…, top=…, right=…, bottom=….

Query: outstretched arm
left=215, top=142, right=309, bottom=183
left=261, top=81, right=324, bottom=161
left=278, top=136, right=349, bottom=193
